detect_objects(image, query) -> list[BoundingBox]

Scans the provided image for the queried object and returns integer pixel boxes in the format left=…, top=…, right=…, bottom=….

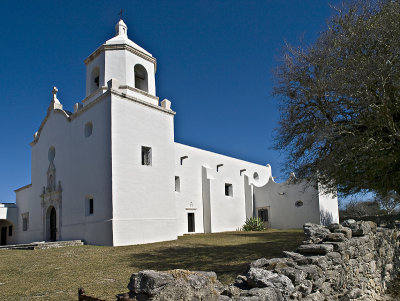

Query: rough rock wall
left=126, top=220, right=400, bottom=301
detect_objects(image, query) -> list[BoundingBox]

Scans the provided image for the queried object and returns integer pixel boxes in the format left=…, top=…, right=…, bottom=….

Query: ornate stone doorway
left=41, top=151, right=62, bottom=242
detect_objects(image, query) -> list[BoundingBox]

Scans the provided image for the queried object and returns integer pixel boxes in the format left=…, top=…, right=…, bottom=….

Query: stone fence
left=340, top=214, right=400, bottom=228
left=121, top=220, right=400, bottom=301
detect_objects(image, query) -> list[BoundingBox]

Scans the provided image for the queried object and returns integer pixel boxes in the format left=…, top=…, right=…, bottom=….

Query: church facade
left=0, top=20, right=339, bottom=246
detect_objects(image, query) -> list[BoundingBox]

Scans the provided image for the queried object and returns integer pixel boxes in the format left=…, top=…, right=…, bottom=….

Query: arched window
left=134, top=64, right=148, bottom=92
left=90, top=67, right=100, bottom=93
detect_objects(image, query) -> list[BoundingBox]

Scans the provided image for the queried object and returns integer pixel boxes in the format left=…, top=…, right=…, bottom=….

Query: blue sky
left=0, top=0, right=340, bottom=202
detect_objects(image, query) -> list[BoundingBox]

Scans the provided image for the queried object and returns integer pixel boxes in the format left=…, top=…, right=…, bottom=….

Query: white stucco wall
left=15, top=94, right=113, bottom=245
left=174, top=143, right=271, bottom=235
left=253, top=177, right=332, bottom=229
left=111, top=92, right=177, bottom=246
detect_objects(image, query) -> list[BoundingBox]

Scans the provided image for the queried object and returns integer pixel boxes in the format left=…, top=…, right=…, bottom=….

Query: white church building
left=0, top=20, right=339, bottom=247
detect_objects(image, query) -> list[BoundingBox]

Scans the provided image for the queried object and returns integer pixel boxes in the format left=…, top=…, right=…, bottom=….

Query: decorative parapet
left=84, top=44, right=157, bottom=72
left=118, top=85, right=159, bottom=101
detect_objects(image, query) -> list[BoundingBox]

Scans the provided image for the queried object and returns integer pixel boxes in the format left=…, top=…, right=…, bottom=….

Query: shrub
left=241, top=217, right=265, bottom=231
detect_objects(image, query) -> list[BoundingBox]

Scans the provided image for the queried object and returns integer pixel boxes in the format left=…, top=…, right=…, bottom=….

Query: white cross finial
left=52, top=86, right=60, bottom=104
left=52, top=86, right=58, bottom=99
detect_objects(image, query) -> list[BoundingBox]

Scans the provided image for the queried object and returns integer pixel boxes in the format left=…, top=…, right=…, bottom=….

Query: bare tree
left=375, top=190, right=400, bottom=214
left=341, top=199, right=381, bottom=217
left=274, top=0, right=400, bottom=197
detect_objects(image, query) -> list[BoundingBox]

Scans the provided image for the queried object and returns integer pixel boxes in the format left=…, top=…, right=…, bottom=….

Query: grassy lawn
left=0, top=229, right=304, bottom=301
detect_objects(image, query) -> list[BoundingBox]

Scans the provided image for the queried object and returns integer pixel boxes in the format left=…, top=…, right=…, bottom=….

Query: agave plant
left=241, top=217, right=265, bottom=231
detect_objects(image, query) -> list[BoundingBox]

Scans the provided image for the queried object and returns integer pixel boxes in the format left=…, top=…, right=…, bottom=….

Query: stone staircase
left=0, top=240, right=84, bottom=250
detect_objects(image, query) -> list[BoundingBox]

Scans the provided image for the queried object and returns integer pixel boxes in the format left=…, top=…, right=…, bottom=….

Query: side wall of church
left=15, top=96, right=113, bottom=245
left=110, top=93, right=177, bottom=246
left=253, top=178, right=339, bottom=228
left=174, top=143, right=271, bottom=236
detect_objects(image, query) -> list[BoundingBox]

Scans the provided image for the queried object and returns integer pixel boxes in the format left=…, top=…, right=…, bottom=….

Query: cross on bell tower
left=118, top=9, right=124, bottom=20
left=115, top=19, right=128, bottom=37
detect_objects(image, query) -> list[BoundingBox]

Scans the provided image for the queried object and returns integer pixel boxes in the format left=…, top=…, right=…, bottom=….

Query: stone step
left=0, top=240, right=84, bottom=250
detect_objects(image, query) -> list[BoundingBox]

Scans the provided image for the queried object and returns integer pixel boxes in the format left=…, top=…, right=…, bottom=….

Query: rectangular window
left=22, top=213, right=29, bottom=231
left=142, top=146, right=152, bottom=166
left=258, top=209, right=269, bottom=222
left=175, top=176, right=180, bottom=192
left=225, top=183, right=233, bottom=197
left=8, top=226, right=12, bottom=236
left=85, top=196, right=94, bottom=216
left=89, top=198, right=94, bottom=215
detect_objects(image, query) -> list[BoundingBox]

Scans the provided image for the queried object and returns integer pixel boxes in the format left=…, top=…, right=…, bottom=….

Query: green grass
left=0, top=229, right=304, bottom=301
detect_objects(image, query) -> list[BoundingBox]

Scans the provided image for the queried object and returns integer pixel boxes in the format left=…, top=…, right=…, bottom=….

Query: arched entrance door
left=50, top=207, right=56, bottom=241
left=47, top=206, right=57, bottom=241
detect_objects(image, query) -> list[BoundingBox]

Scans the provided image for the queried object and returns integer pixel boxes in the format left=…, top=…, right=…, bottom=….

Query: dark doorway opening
left=1, top=227, right=6, bottom=245
left=188, top=213, right=195, bottom=233
left=257, top=208, right=270, bottom=228
left=50, top=207, right=57, bottom=241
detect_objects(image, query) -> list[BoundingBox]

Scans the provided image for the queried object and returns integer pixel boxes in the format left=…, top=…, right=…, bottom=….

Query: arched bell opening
left=90, top=67, right=100, bottom=94
left=134, top=64, right=148, bottom=92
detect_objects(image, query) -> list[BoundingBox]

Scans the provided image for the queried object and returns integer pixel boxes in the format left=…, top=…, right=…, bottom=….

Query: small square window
left=8, top=225, right=12, bottom=236
left=225, top=183, right=233, bottom=197
left=175, top=176, right=180, bottom=192
left=142, top=146, right=152, bottom=166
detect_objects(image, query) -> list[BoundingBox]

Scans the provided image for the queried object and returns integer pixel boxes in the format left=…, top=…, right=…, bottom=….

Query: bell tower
left=84, top=19, right=158, bottom=105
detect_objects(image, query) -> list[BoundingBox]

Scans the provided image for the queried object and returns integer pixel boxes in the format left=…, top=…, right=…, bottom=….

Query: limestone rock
left=245, top=267, right=294, bottom=295
left=324, top=232, right=347, bottom=242
left=254, top=258, right=291, bottom=271
left=279, top=267, right=307, bottom=285
left=333, top=225, right=352, bottom=239
left=128, top=269, right=221, bottom=301
left=297, top=243, right=333, bottom=255
left=249, top=258, right=269, bottom=269
left=221, top=285, right=241, bottom=299
left=245, top=287, right=282, bottom=301
left=303, top=223, right=331, bottom=243
left=342, top=220, right=372, bottom=236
